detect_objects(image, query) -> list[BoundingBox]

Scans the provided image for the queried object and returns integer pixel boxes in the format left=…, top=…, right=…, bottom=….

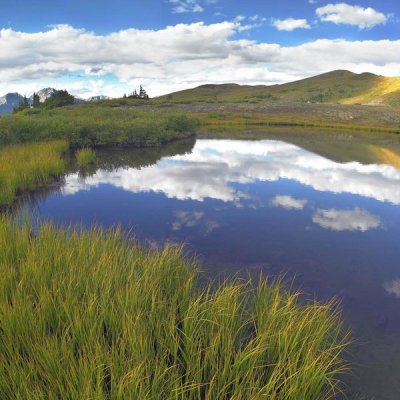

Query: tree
left=13, top=96, right=30, bottom=114
left=32, top=93, right=40, bottom=108
left=139, top=85, right=149, bottom=100
left=42, top=90, right=75, bottom=109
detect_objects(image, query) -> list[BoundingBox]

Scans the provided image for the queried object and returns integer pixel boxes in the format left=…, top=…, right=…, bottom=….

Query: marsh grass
left=76, top=147, right=96, bottom=166
left=0, top=141, right=67, bottom=206
left=0, top=216, right=349, bottom=399
left=0, top=106, right=199, bottom=148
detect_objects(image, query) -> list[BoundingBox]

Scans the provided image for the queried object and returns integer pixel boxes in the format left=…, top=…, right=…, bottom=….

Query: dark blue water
left=20, top=139, right=400, bottom=399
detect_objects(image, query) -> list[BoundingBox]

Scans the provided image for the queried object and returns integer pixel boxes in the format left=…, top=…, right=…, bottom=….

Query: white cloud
left=1, top=21, right=400, bottom=97
left=271, top=195, right=308, bottom=210
left=273, top=18, right=311, bottom=31
left=312, top=208, right=381, bottom=231
left=316, top=3, right=387, bottom=29
left=384, top=279, right=400, bottom=298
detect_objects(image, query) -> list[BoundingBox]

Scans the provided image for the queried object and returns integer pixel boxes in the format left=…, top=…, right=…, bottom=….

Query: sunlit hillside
left=157, top=70, right=400, bottom=106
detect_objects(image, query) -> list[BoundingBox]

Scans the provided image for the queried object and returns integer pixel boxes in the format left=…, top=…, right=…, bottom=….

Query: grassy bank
left=0, top=105, right=199, bottom=148
left=0, top=141, right=67, bottom=206
left=196, top=110, right=400, bottom=135
left=0, top=216, right=348, bottom=399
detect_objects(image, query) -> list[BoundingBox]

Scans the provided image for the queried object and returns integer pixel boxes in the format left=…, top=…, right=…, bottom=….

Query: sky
left=0, top=0, right=399, bottom=98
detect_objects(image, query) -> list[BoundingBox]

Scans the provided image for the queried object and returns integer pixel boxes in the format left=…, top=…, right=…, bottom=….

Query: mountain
left=0, top=88, right=59, bottom=116
left=158, top=70, right=400, bottom=107
left=30, top=88, right=59, bottom=104
left=0, top=93, right=24, bottom=116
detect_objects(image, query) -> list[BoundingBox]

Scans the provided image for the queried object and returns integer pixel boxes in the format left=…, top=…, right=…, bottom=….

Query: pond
left=18, top=136, right=400, bottom=399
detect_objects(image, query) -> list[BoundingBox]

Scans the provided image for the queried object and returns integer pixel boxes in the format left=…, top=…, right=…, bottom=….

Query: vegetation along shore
left=0, top=215, right=349, bottom=399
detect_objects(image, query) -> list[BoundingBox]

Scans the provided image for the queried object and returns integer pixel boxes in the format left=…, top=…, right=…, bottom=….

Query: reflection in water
left=271, top=195, right=308, bottom=210
left=312, top=207, right=381, bottom=232
left=172, top=211, right=220, bottom=233
left=63, top=140, right=400, bottom=205
left=16, top=138, right=400, bottom=400
left=384, top=279, right=400, bottom=298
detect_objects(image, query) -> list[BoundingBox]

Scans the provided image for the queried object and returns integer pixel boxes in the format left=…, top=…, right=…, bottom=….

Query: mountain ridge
left=158, top=70, right=400, bottom=107
left=0, top=89, right=112, bottom=116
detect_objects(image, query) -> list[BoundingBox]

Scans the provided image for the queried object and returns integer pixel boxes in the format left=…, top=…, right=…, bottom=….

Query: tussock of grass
left=0, top=216, right=349, bottom=399
left=76, top=147, right=96, bottom=166
left=0, top=141, right=67, bottom=206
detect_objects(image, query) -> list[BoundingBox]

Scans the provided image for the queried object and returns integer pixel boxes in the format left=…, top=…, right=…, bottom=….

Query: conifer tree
left=32, top=93, right=40, bottom=108
left=13, top=96, right=30, bottom=114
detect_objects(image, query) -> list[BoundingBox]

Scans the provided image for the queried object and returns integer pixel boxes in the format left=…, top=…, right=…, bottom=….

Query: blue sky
left=0, top=0, right=399, bottom=98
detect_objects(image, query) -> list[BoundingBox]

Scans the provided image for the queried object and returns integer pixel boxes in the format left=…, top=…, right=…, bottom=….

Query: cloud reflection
left=63, top=140, right=400, bottom=205
left=271, top=195, right=308, bottom=210
left=383, top=279, right=400, bottom=298
left=312, top=207, right=381, bottom=232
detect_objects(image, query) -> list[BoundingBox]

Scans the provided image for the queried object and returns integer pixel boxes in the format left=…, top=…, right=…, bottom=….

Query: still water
left=20, top=137, right=400, bottom=399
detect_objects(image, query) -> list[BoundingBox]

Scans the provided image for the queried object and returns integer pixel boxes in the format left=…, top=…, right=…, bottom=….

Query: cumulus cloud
left=1, top=22, right=400, bottom=97
left=271, top=195, right=308, bottom=210
left=312, top=208, right=381, bottom=232
left=384, top=279, right=400, bottom=298
left=62, top=140, right=400, bottom=206
left=316, top=3, right=387, bottom=29
left=273, top=18, right=311, bottom=31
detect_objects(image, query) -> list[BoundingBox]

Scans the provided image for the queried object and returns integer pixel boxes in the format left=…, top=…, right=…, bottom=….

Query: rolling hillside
left=158, top=70, right=400, bottom=106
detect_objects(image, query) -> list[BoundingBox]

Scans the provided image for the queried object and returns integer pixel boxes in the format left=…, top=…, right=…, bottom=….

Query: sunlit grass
left=0, top=141, right=67, bottom=206
left=0, top=215, right=349, bottom=399
left=76, top=147, right=96, bottom=166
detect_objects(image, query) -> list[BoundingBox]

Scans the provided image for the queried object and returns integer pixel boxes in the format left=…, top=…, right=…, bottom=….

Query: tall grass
left=0, top=216, right=349, bottom=399
left=0, top=106, right=199, bottom=148
left=76, top=147, right=96, bottom=166
left=0, top=141, right=68, bottom=206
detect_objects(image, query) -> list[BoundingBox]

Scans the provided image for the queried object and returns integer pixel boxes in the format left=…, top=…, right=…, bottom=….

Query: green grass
left=0, top=105, right=199, bottom=148
left=76, top=147, right=96, bottom=166
left=0, top=216, right=349, bottom=399
left=0, top=141, right=68, bottom=206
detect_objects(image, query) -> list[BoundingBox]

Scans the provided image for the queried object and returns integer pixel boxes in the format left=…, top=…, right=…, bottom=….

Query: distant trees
left=13, top=97, right=29, bottom=114
left=127, top=85, right=149, bottom=100
left=32, top=93, right=40, bottom=108
left=42, top=90, right=75, bottom=108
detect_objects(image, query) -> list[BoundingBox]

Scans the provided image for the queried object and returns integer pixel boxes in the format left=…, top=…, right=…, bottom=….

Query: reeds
left=76, top=147, right=96, bottom=166
left=0, top=140, right=68, bottom=206
left=0, top=216, right=349, bottom=399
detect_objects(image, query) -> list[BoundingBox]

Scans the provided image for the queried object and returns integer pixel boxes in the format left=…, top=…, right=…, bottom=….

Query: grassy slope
left=156, top=70, right=400, bottom=107
left=0, top=216, right=349, bottom=399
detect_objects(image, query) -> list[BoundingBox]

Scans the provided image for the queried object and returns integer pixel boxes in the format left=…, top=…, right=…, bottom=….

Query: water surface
left=19, top=138, right=400, bottom=399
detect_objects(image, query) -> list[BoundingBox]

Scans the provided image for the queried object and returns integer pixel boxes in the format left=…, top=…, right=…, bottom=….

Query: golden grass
left=0, top=140, right=68, bottom=206
left=0, top=216, right=350, bottom=399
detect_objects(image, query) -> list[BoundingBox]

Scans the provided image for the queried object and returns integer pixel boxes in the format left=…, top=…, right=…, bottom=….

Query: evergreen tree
left=32, top=93, right=40, bottom=108
left=42, top=90, right=75, bottom=109
left=13, top=96, right=30, bottom=114
left=139, top=85, right=149, bottom=100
